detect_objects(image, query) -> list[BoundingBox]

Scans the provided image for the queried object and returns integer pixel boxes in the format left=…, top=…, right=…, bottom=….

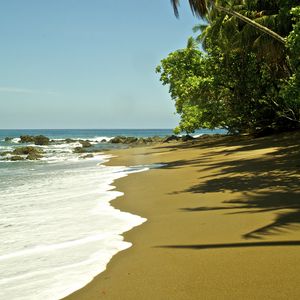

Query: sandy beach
left=64, top=131, right=300, bottom=300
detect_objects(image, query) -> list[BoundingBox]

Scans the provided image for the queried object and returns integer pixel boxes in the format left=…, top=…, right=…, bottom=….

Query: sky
left=0, top=1, right=199, bottom=129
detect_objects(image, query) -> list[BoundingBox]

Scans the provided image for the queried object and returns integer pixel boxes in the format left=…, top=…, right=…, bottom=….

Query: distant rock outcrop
left=110, top=136, right=166, bottom=145
left=64, top=138, right=77, bottom=143
left=162, top=135, right=180, bottom=143
left=20, top=135, right=35, bottom=143
left=13, top=146, right=43, bottom=155
left=34, top=135, right=50, bottom=145
left=110, top=136, right=127, bottom=144
left=181, top=135, right=194, bottom=142
left=12, top=146, right=44, bottom=160
left=19, top=135, right=50, bottom=145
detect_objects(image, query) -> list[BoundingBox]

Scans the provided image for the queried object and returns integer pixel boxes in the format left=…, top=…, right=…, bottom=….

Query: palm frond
left=170, top=0, right=208, bottom=18
left=188, top=0, right=208, bottom=17
left=186, top=37, right=199, bottom=49
left=170, top=0, right=180, bottom=18
left=193, top=24, right=207, bottom=33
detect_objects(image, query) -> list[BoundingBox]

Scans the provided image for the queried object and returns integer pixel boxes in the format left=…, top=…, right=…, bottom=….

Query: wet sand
left=64, top=132, right=300, bottom=299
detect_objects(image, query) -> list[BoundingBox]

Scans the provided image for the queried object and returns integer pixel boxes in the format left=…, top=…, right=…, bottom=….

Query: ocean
left=0, top=129, right=224, bottom=300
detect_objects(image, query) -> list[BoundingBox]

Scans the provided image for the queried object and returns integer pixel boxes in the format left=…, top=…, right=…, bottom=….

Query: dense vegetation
left=157, top=1, right=300, bottom=134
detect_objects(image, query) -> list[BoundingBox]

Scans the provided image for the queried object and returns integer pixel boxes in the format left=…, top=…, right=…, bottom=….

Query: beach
left=64, top=131, right=300, bottom=300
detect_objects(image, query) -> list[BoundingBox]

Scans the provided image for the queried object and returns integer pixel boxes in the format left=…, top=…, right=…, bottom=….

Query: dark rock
left=13, top=146, right=43, bottom=156
left=146, top=137, right=156, bottom=143
left=27, top=152, right=42, bottom=160
left=4, top=137, right=13, bottom=142
left=143, top=136, right=162, bottom=144
left=20, top=135, right=35, bottom=143
left=79, top=140, right=92, bottom=148
left=101, top=139, right=107, bottom=143
left=10, top=155, right=25, bottom=161
left=110, top=136, right=127, bottom=144
left=109, top=135, right=164, bottom=145
left=19, top=135, right=50, bottom=145
left=136, top=138, right=147, bottom=145
left=64, top=138, right=76, bottom=143
left=181, top=135, right=194, bottom=142
left=124, top=137, right=138, bottom=144
left=73, top=147, right=86, bottom=153
left=163, top=135, right=180, bottom=143
left=152, top=136, right=163, bottom=142
left=34, top=135, right=50, bottom=145
left=0, top=151, right=11, bottom=156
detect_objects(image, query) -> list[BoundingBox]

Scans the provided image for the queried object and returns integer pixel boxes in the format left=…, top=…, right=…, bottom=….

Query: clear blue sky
left=0, top=1, right=198, bottom=129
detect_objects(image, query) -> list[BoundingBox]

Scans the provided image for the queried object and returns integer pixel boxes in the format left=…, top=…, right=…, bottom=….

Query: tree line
left=156, top=1, right=300, bottom=134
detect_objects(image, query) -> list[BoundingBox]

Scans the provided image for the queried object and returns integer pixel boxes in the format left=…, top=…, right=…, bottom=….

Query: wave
left=0, top=157, right=151, bottom=300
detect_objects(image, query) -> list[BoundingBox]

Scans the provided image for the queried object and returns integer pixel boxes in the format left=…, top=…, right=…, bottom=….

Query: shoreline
left=64, top=132, right=300, bottom=299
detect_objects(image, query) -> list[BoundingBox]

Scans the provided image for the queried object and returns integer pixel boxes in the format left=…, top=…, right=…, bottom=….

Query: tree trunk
left=217, top=5, right=286, bottom=44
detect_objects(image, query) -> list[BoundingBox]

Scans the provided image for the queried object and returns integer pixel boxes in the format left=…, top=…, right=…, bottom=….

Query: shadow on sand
left=157, top=131, right=300, bottom=240
left=156, top=240, right=300, bottom=250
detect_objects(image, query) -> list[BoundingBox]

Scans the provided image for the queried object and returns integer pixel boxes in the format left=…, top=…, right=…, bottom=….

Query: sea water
left=0, top=129, right=224, bottom=300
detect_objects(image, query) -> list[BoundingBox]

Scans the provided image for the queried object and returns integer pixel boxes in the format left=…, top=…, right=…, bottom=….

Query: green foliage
left=158, top=2, right=300, bottom=134
left=287, top=7, right=300, bottom=68
left=156, top=39, right=226, bottom=133
left=157, top=39, right=287, bottom=133
left=280, top=7, right=300, bottom=125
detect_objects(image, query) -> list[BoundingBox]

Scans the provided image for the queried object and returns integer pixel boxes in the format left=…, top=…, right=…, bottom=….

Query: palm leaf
left=170, top=0, right=208, bottom=18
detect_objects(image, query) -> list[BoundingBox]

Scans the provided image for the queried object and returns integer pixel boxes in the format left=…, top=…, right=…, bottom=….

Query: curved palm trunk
left=217, top=5, right=285, bottom=44
left=171, top=0, right=286, bottom=44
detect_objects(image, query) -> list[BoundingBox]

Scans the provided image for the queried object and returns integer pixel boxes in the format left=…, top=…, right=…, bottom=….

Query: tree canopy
left=157, top=1, right=300, bottom=134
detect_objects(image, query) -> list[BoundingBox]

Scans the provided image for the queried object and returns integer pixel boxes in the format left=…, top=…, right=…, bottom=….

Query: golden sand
left=64, top=132, right=300, bottom=300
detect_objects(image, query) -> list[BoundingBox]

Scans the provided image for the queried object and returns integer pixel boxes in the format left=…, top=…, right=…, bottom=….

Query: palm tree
left=170, top=0, right=285, bottom=44
left=192, top=1, right=290, bottom=77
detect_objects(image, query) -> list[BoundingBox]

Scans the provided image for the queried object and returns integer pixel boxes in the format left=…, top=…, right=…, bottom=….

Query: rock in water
left=19, top=135, right=50, bottom=145
left=0, top=151, right=11, bottom=156
left=34, top=135, right=50, bottom=145
left=20, top=135, right=35, bottom=143
left=10, top=156, right=25, bottom=161
left=79, top=140, right=92, bottom=148
left=27, top=152, right=43, bottom=160
left=110, top=136, right=127, bottom=144
left=13, top=146, right=43, bottom=156
left=73, top=147, right=86, bottom=153
left=64, top=138, right=76, bottom=143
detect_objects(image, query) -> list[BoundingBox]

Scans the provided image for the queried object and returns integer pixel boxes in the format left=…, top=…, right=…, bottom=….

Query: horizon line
left=0, top=128, right=175, bottom=130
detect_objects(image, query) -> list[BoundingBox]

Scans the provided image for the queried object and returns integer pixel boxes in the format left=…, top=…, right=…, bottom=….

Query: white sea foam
left=0, top=154, right=148, bottom=300
left=11, top=137, right=21, bottom=143
left=90, top=136, right=113, bottom=143
left=192, top=134, right=203, bottom=138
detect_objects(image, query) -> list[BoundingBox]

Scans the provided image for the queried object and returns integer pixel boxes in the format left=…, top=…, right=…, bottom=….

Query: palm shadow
left=161, top=131, right=300, bottom=239
left=156, top=240, right=300, bottom=250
